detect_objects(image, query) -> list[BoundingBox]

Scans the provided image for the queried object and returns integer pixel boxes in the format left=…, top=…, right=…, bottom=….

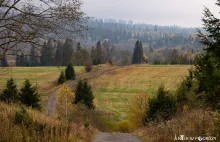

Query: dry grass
left=89, top=65, right=191, bottom=121
left=0, top=102, right=97, bottom=142
left=134, top=109, right=220, bottom=142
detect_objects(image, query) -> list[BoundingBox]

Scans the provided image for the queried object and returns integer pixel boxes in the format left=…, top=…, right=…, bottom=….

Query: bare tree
left=0, top=0, right=88, bottom=65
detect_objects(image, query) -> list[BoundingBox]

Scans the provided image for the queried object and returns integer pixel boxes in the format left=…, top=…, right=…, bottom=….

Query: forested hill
left=84, top=18, right=202, bottom=49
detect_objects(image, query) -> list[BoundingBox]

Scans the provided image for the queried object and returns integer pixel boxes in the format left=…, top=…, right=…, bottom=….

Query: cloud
left=82, top=0, right=219, bottom=27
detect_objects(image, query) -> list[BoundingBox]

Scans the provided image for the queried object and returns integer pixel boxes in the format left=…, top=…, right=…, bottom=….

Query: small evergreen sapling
left=65, top=62, right=76, bottom=80
left=58, top=70, right=66, bottom=85
left=19, top=79, right=41, bottom=110
left=0, top=78, right=18, bottom=103
left=74, top=80, right=95, bottom=109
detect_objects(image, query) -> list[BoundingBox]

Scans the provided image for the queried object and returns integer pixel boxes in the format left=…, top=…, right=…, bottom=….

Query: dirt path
left=46, top=67, right=118, bottom=116
left=93, top=132, right=142, bottom=142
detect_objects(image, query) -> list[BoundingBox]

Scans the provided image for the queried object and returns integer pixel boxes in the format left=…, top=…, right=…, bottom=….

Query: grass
left=0, top=66, right=85, bottom=111
left=89, top=65, right=191, bottom=121
left=0, top=102, right=97, bottom=142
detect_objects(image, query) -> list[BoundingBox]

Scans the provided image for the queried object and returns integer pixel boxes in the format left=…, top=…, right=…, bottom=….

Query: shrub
left=128, top=93, right=149, bottom=128
left=58, top=70, right=66, bottom=85
left=74, top=80, right=95, bottom=109
left=114, top=120, right=134, bottom=133
left=19, top=79, right=41, bottom=110
left=146, top=85, right=176, bottom=123
left=0, top=78, right=19, bottom=103
left=65, top=62, right=76, bottom=80
left=14, top=107, right=33, bottom=126
left=84, top=60, right=93, bottom=72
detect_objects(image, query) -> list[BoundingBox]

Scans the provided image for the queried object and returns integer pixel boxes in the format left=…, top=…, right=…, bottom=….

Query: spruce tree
left=40, top=40, right=54, bottom=66
left=74, top=80, right=95, bottom=109
left=19, top=79, right=41, bottom=110
left=1, top=55, right=8, bottom=67
left=20, top=52, right=25, bottom=66
left=0, top=78, right=18, bottom=103
left=55, top=42, right=63, bottom=66
left=95, top=41, right=103, bottom=64
left=29, top=46, right=39, bottom=66
left=62, top=38, right=74, bottom=66
left=77, top=42, right=81, bottom=51
left=16, top=55, right=21, bottom=66
left=58, top=70, right=66, bottom=85
left=132, top=41, right=140, bottom=64
left=65, top=62, right=75, bottom=80
left=132, top=41, right=144, bottom=64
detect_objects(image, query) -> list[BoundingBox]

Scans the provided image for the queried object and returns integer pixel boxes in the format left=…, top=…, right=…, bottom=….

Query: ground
left=89, top=65, right=191, bottom=121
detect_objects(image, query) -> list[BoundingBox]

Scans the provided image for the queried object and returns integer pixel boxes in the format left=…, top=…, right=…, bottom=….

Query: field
left=0, top=66, right=85, bottom=110
left=89, top=65, right=191, bottom=121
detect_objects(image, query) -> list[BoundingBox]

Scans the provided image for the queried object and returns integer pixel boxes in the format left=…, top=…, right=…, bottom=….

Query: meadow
left=89, top=65, right=191, bottom=121
left=0, top=66, right=85, bottom=110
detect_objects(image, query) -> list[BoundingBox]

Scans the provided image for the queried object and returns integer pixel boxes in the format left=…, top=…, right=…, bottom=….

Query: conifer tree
left=19, top=79, right=41, bottom=110
left=16, top=55, right=21, bottom=66
left=58, top=70, right=66, bottom=85
left=74, top=80, right=95, bottom=109
left=40, top=40, right=54, bottom=66
left=55, top=42, right=63, bottom=66
left=20, top=52, right=25, bottom=66
left=95, top=41, right=103, bottom=64
left=1, top=55, right=8, bottom=67
left=0, top=78, right=18, bottom=103
left=29, top=46, right=39, bottom=66
left=62, top=38, right=74, bottom=66
left=132, top=40, right=144, bottom=64
left=77, top=42, right=81, bottom=51
left=65, top=62, right=76, bottom=80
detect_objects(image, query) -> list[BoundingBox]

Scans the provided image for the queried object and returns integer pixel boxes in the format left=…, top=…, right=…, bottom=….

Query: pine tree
left=58, top=70, right=66, bottom=85
left=29, top=46, right=39, bottom=66
left=40, top=40, right=54, bottom=66
left=1, top=55, right=8, bottom=67
left=0, top=78, right=18, bottom=103
left=55, top=42, right=63, bottom=66
left=62, top=38, right=73, bottom=66
left=16, top=55, right=21, bottom=66
left=65, top=62, right=75, bottom=80
left=20, top=52, right=25, bottom=66
left=77, top=42, right=81, bottom=51
left=19, top=79, right=41, bottom=110
left=95, top=41, right=103, bottom=64
left=132, top=40, right=145, bottom=64
left=74, top=80, right=95, bottom=109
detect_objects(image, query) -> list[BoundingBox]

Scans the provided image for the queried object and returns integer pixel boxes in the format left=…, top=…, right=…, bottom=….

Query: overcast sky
left=82, top=0, right=219, bottom=27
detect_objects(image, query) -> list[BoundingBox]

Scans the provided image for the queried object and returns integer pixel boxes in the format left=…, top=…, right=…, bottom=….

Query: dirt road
left=93, top=132, right=142, bottom=142
left=46, top=67, right=118, bottom=116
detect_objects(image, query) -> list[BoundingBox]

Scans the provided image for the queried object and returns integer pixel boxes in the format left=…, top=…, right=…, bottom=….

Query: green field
left=0, top=66, right=84, bottom=89
left=89, top=65, right=191, bottom=121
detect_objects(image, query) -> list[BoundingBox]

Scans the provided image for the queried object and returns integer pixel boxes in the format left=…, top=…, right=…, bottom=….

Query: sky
left=82, top=0, right=220, bottom=27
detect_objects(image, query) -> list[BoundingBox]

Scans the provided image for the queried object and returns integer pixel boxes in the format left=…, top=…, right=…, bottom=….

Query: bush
left=58, top=70, right=66, bottom=85
left=84, top=60, right=93, bottom=72
left=14, top=107, right=33, bottom=126
left=146, top=85, right=176, bottom=123
left=114, top=120, right=134, bottom=133
left=65, top=62, right=76, bottom=80
left=128, top=93, right=149, bottom=128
